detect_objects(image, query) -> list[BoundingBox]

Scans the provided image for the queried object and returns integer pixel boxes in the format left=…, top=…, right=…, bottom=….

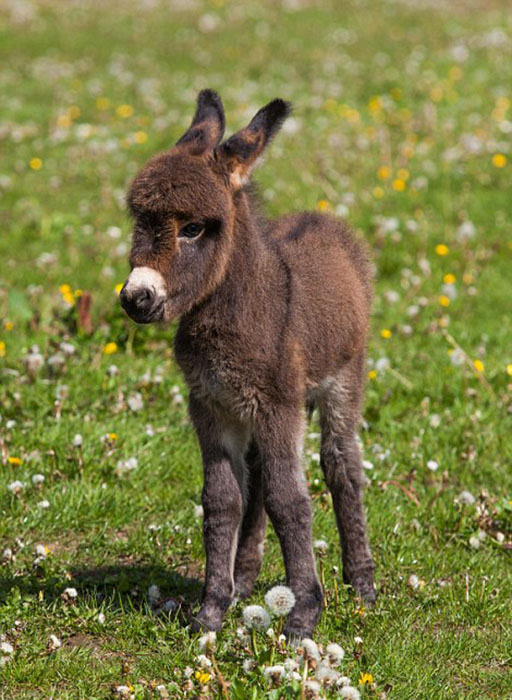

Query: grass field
left=1, top=0, right=511, bottom=698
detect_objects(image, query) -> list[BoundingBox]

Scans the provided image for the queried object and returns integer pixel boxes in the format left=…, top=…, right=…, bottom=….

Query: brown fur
left=120, top=90, right=376, bottom=638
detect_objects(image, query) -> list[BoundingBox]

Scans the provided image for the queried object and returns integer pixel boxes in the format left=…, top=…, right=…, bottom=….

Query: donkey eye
left=179, top=222, right=204, bottom=239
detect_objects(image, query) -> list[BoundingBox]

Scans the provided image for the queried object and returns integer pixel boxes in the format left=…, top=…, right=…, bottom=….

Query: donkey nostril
left=134, top=288, right=154, bottom=310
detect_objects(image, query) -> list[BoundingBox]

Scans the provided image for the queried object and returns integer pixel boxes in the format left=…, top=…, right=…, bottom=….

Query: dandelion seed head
left=0, top=642, right=13, bottom=655
left=264, top=585, right=296, bottom=616
left=198, top=630, right=216, bottom=652
left=242, top=604, right=271, bottom=630
left=458, top=490, right=475, bottom=505
left=316, top=662, right=340, bottom=684
left=263, top=664, right=285, bottom=680
left=325, top=642, right=345, bottom=666
left=339, top=687, right=361, bottom=700
left=301, top=637, right=320, bottom=661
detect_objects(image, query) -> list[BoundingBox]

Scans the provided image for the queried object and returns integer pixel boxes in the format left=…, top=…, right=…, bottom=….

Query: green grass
left=1, top=0, right=511, bottom=698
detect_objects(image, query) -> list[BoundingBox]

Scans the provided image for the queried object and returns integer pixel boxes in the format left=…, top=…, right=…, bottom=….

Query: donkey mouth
left=125, top=299, right=165, bottom=325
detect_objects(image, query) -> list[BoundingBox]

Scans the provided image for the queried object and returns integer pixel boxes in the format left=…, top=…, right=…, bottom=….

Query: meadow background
left=1, top=0, right=511, bottom=698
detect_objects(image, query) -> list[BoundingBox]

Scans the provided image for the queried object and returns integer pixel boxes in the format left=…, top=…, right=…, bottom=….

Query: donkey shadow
left=0, top=562, right=203, bottom=619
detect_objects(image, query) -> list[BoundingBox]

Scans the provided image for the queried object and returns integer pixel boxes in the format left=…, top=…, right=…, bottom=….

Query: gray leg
left=317, top=357, right=375, bottom=602
left=255, top=407, right=322, bottom=639
left=188, top=396, right=247, bottom=631
left=234, top=441, right=266, bottom=599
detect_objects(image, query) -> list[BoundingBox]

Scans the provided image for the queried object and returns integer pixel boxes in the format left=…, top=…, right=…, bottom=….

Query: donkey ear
left=176, top=89, right=225, bottom=155
left=217, top=98, right=292, bottom=189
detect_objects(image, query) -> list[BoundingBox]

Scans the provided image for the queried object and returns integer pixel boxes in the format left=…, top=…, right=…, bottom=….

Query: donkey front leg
left=256, top=407, right=323, bottom=640
left=234, top=441, right=266, bottom=599
left=189, top=396, right=246, bottom=632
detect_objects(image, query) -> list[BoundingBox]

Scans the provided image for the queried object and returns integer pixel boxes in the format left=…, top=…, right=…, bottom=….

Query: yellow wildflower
left=96, top=97, right=110, bottom=110
left=438, top=295, right=451, bottom=307
left=492, top=153, right=507, bottom=168
left=368, top=96, right=382, bottom=112
left=108, top=433, right=118, bottom=441
left=29, top=157, right=43, bottom=170
left=134, top=130, right=148, bottom=144
left=103, top=342, right=118, bottom=355
left=397, top=168, right=410, bottom=181
left=74, top=289, right=83, bottom=298
left=354, top=605, right=365, bottom=616
left=68, top=105, right=81, bottom=119
left=359, top=672, right=374, bottom=685
left=116, top=104, right=134, bottom=119
left=316, top=199, right=331, bottom=212
left=380, top=329, right=392, bottom=339
left=392, top=178, right=406, bottom=192
left=473, top=359, right=484, bottom=373
left=8, top=456, right=22, bottom=466
left=0, top=341, right=5, bottom=357
left=57, top=114, right=71, bottom=128
left=114, top=283, right=124, bottom=295
left=506, top=364, right=512, bottom=377
left=59, top=284, right=71, bottom=294
left=443, top=273, right=456, bottom=284
left=195, top=670, right=211, bottom=684
left=435, top=244, right=449, bottom=256
left=377, top=165, right=391, bottom=180
left=367, top=370, right=377, bottom=380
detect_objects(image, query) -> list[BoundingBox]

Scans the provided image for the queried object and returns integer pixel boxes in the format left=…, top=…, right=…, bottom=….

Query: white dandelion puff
left=339, top=687, right=361, bottom=700
left=0, top=642, right=13, bottom=655
left=315, top=662, right=340, bottom=684
left=198, top=630, right=216, bottom=652
left=458, top=490, right=475, bottom=505
left=48, top=634, right=62, bottom=650
left=196, top=654, right=212, bottom=668
left=63, top=587, right=78, bottom=599
left=263, top=665, right=285, bottom=681
left=301, top=638, right=320, bottom=662
left=242, top=605, right=271, bottom=630
left=325, top=642, right=345, bottom=666
left=264, top=585, right=296, bottom=616
left=147, top=584, right=161, bottom=605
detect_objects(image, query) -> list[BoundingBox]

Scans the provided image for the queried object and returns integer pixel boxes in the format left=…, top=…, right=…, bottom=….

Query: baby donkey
left=120, top=90, right=375, bottom=639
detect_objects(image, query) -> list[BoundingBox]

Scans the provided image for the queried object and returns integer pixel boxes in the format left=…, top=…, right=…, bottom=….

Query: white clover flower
left=264, top=585, right=296, bottom=617
left=339, top=687, right=361, bottom=700
left=48, top=634, right=62, bottom=650
left=301, top=638, right=320, bottom=662
left=242, top=604, right=271, bottom=630
left=263, top=665, right=285, bottom=681
left=32, top=473, right=45, bottom=485
left=7, top=481, right=25, bottom=495
left=325, top=642, right=345, bottom=666
left=198, top=630, right=216, bottom=652
left=458, top=490, right=475, bottom=506
left=0, top=642, right=13, bottom=655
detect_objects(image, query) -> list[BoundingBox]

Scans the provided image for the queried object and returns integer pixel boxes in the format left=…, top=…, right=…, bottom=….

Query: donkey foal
left=120, top=90, right=375, bottom=639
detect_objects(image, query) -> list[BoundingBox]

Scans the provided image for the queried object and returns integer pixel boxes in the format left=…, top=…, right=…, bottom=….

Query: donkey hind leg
left=317, top=362, right=376, bottom=603
left=233, top=441, right=266, bottom=599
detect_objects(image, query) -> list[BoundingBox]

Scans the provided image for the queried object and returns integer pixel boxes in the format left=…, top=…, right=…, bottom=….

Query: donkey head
left=120, top=89, right=291, bottom=324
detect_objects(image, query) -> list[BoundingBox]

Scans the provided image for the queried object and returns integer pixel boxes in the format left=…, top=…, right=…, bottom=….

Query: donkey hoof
left=189, top=613, right=222, bottom=634
left=352, top=576, right=376, bottom=604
